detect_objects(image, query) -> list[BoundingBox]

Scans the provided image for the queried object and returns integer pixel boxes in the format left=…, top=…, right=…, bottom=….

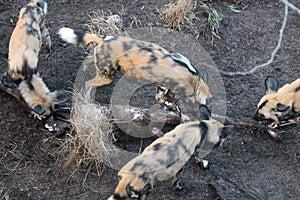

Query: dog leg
left=85, top=70, right=113, bottom=89
left=43, top=28, right=51, bottom=51
left=172, top=169, right=185, bottom=190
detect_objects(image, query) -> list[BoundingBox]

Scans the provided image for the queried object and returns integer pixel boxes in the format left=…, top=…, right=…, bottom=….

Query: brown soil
left=0, top=0, right=299, bottom=200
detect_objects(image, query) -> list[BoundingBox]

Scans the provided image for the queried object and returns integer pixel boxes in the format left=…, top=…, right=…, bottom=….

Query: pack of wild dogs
left=1, top=1, right=299, bottom=199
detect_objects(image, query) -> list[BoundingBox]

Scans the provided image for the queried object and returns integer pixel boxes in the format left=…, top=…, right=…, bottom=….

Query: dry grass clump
left=58, top=90, right=118, bottom=177
left=160, top=0, right=197, bottom=31
left=86, top=9, right=125, bottom=37
left=160, top=0, right=224, bottom=40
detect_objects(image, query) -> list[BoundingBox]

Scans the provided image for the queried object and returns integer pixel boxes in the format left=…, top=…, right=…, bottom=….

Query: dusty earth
left=0, top=0, right=299, bottom=200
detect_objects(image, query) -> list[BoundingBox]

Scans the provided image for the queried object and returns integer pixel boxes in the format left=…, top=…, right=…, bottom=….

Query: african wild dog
left=253, top=76, right=300, bottom=126
left=107, top=105, right=223, bottom=200
left=3, top=0, right=65, bottom=118
left=57, top=27, right=211, bottom=121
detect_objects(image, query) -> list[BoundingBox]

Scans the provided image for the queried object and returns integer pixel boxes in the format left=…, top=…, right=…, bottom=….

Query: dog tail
left=57, top=27, right=104, bottom=46
left=34, top=0, right=48, bottom=14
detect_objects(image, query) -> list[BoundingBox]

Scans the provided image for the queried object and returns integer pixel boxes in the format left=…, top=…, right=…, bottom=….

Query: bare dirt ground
left=0, top=0, right=299, bottom=199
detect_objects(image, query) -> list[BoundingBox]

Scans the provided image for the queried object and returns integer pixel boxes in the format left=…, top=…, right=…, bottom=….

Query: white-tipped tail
left=57, top=27, right=78, bottom=45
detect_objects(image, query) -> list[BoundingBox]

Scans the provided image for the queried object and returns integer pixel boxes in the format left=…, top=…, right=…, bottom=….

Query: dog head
left=108, top=174, right=152, bottom=200
left=253, top=76, right=296, bottom=122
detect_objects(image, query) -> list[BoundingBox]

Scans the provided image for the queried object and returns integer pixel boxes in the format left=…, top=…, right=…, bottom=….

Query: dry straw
left=160, top=0, right=224, bottom=40
left=86, top=9, right=124, bottom=36
left=58, top=89, right=118, bottom=177
left=160, top=0, right=197, bottom=31
left=57, top=9, right=124, bottom=177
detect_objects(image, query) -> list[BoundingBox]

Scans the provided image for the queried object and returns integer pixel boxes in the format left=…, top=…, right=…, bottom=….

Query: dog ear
left=199, top=70, right=208, bottom=83
left=36, top=0, right=48, bottom=15
left=265, top=76, right=278, bottom=94
left=198, top=104, right=211, bottom=120
left=276, top=103, right=290, bottom=112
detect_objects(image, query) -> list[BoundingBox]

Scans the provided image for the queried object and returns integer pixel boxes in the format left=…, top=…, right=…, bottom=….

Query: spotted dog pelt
left=4, top=0, right=67, bottom=118
left=253, top=76, right=300, bottom=128
left=57, top=27, right=211, bottom=121
left=107, top=105, right=223, bottom=200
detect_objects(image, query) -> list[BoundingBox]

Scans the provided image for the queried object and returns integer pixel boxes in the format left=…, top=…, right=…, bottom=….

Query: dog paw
left=53, top=90, right=69, bottom=104
left=194, top=157, right=210, bottom=170
left=1, top=73, right=17, bottom=88
left=174, top=181, right=186, bottom=191
left=31, top=105, right=51, bottom=119
left=0, top=75, right=21, bottom=99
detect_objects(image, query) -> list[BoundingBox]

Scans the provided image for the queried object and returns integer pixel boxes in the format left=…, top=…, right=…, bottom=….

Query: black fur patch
left=139, top=47, right=153, bottom=53
left=74, top=30, right=85, bottom=45
left=169, top=54, right=199, bottom=75
left=166, top=140, right=188, bottom=168
left=26, top=80, right=35, bottom=91
left=130, top=161, right=145, bottom=172
left=36, top=1, right=45, bottom=10
left=113, top=194, right=127, bottom=200
left=22, top=59, right=39, bottom=81
left=258, top=100, right=268, bottom=110
left=12, top=78, right=22, bottom=85
left=193, top=122, right=208, bottom=155
left=295, top=86, right=300, bottom=93
left=166, top=147, right=179, bottom=168
left=139, top=173, right=149, bottom=182
left=22, top=6, right=41, bottom=18
left=149, top=54, right=158, bottom=64
left=153, top=143, right=161, bottom=151
left=122, top=42, right=134, bottom=52
left=25, top=22, right=40, bottom=39
left=199, top=122, right=208, bottom=145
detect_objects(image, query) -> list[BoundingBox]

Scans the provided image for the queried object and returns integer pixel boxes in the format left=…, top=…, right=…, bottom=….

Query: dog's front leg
left=42, top=27, right=51, bottom=51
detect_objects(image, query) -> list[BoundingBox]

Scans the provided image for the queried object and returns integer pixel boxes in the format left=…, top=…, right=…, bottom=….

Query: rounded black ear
left=265, top=76, right=279, bottom=94
left=199, top=70, right=208, bottom=83
left=198, top=105, right=211, bottom=120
